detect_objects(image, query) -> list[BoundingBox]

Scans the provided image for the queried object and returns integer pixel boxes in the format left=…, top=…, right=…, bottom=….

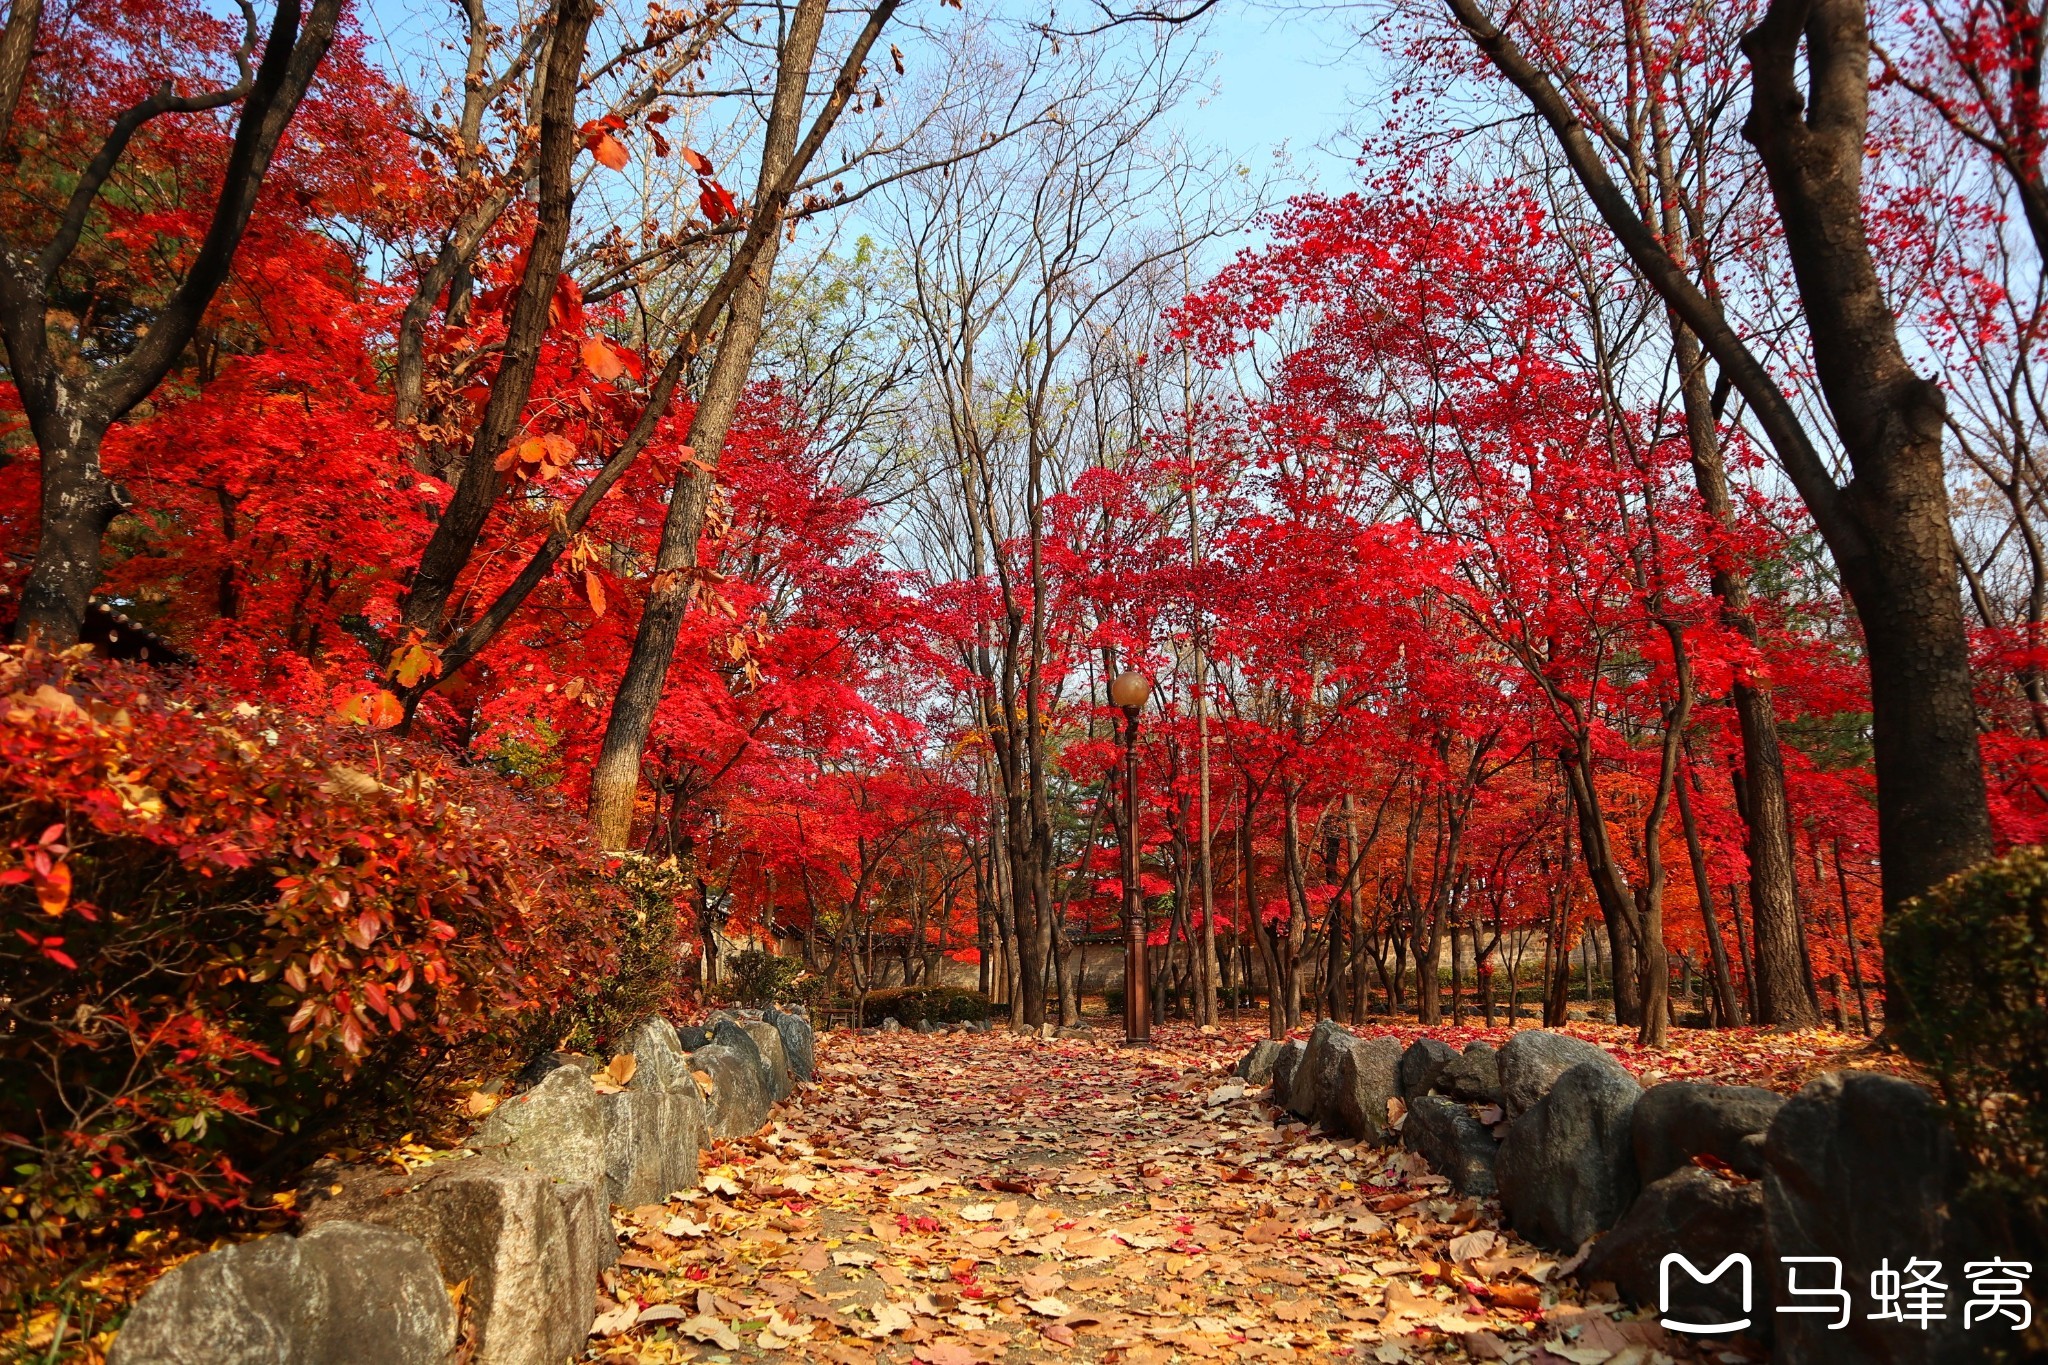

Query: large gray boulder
left=605, top=1022, right=709, bottom=1202
left=1497, top=1059, right=1642, bottom=1250
left=1398, top=1038, right=1458, bottom=1099
left=600, top=1086, right=703, bottom=1206
left=554, top=1177, right=614, bottom=1278
left=1270, top=1040, right=1308, bottom=1115
left=1497, top=1030, right=1629, bottom=1120
left=471, top=1063, right=605, bottom=1187
left=737, top=1018, right=792, bottom=1101
left=1329, top=1035, right=1404, bottom=1142
left=511, top=1049, right=592, bottom=1092
left=1299, top=1018, right=1352, bottom=1124
left=1402, top=1096, right=1499, bottom=1197
left=302, top=1160, right=604, bottom=1365
left=1633, top=1081, right=1785, bottom=1184
left=1285, top=1037, right=1329, bottom=1119
left=1235, top=1039, right=1285, bottom=1085
left=109, top=1222, right=453, bottom=1365
left=1580, top=1166, right=1764, bottom=1337
left=1765, top=1072, right=1988, bottom=1365
left=710, top=1018, right=778, bottom=1102
left=621, top=1015, right=691, bottom=1093
left=764, top=1006, right=816, bottom=1083
left=1437, top=1042, right=1504, bottom=1107
left=689, top=1042, right=772, bottom=1138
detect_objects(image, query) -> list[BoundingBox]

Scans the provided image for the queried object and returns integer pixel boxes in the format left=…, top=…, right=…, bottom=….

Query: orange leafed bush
left=0, top=646, right=658, bottom=1245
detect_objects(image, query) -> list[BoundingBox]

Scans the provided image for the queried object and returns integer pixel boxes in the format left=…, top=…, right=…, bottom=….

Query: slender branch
left=1442, top=0, right=1864, bottom=564
left=36, top=0, right=263, bottom=287
left=396, top=0, right=596, bottom=641
left=93, top=0, right=346, bottom=420
left=1043, top=0, right=1218, bottom=38
left=422, top=0, right=904, bottom=682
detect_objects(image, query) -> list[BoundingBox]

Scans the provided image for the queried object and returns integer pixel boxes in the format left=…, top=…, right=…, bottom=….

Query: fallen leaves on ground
left=588, top=1020, right=1812, bottom=1362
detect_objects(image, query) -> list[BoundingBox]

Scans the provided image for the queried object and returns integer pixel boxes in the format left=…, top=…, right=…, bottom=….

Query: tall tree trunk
left=1345, top=794, right=1370, bottom=1023
left=1564, top=754, right=1644, bottom=1025
left=1242, top=791, right=1285, bottom=1038
left=1183, top=476, right=1221, bottom=1025
left=1448, top=911, right=1464, bottom=1026
left=1451, top=0, right=1996, bottom=935
left=588, top=0, right=858, bottom=846
left=1667, top=320, right=1818, bottom=1024
left=1280, top=781, right=1309, bottom=1030
left=1832, top=837, right=1874, bottom=1035
left=1544, top=921, right=1572, bottom=1027
left=1742, top=0, right=1994, bottom=912
left=1677, top=745, right=1745, bottom=1027
left=395, top=0, right=592, bottom=644
left=1416, top=896, right=1445, bottom=1025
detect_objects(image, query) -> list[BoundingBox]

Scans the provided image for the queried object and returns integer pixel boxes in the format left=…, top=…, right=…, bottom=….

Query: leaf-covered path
left=590, top=1024, right=1760, bottom=1364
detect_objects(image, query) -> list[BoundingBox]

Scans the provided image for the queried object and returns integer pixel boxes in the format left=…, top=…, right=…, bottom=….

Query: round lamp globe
left=1108, top=670, right=1153, bottom=710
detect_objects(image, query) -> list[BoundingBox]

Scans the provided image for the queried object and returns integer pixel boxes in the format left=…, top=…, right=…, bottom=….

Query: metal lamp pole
left=1109, top=669, right=1153, bottom=1045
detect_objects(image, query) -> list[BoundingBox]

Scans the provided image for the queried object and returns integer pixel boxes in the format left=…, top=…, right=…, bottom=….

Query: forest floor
left=589, top=1018, right=1901, bottom=1364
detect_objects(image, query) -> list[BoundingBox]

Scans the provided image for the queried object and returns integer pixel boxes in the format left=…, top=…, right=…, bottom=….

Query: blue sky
left=355, top=1, right=1374, bottom=190
left=1180, top=5, right=1369, bottom=186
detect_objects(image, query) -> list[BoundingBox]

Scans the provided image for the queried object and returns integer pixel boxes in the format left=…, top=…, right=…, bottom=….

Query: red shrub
left=0, top=646, right=663, bottom=1247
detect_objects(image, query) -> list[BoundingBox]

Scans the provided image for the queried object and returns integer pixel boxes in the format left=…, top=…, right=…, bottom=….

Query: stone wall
left=107, top=1006, right=814, bottom=1365
left=1236, top=1024, right=2016, bottom=1365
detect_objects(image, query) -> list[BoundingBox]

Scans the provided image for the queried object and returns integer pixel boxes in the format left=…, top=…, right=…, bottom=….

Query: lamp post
left=1109, top=668, right=1153, bottom=1045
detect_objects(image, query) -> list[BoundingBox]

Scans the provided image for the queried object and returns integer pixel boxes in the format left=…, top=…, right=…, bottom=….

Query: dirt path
left=590, top=1023, right=1740, bottom=1364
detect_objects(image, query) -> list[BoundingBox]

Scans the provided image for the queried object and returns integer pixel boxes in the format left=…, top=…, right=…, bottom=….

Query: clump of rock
left=111, top=1005, right=815, bottom=1365
left=1225, top=1024, right=2011, bottom=1365
left=109, top=1222, right=454, bottom=1365
left=1401, top=1095, right=1499, bottom=1197
left=1235, top=1038, right=1285, bottom=1084
left=1435, top=1041, right=1503, bottom=1107
left=1495, top=1058, right=1642, bottom=1249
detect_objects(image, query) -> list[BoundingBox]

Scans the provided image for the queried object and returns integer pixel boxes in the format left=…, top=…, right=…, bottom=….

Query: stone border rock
left=109, top=1007, right=816, bottom=1365
left=1227, top=1025, right=1993, bottom=1365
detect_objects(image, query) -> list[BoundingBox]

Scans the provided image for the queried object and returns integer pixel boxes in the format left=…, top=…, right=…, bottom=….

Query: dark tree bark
left=1562, top=752, right=1643, bottom=1026
left=1676, top=744, right=1745, bottom=1027
left=1614, top=0, right=1812, bottom=1026
left=1831, top=836, right=1874, bottom=1035
left=1670, top=321, right=1816, bottom=1025
left=1740, top=0, right=1994, bottom=909
left=3, top=0, right=344, bottom=643
left=1240, top=787, right=1286, bottom=1039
